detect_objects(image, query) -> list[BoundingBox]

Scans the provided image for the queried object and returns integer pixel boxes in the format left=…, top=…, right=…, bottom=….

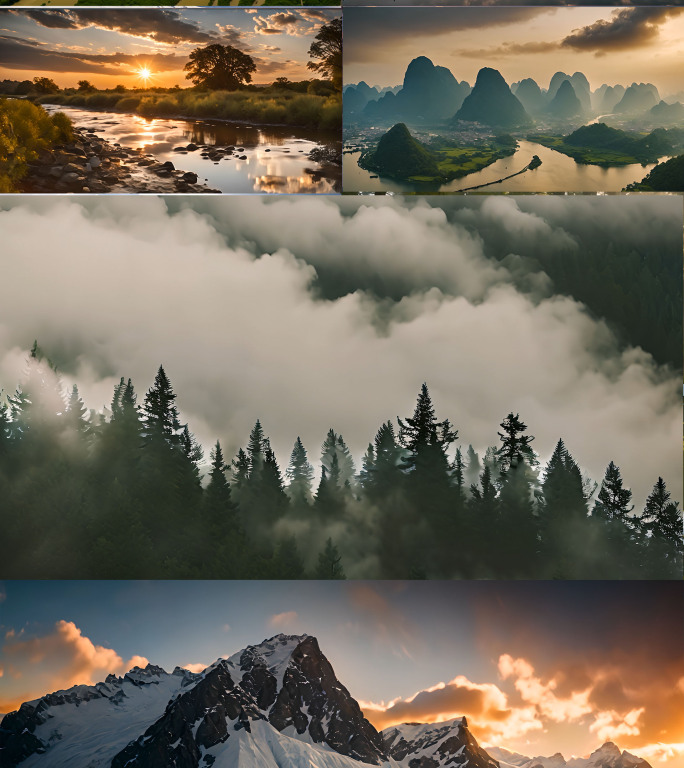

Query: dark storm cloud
left=342, top=7, right=551, bottom=60
left=0, top=35, right=185, bottom=74
left=18, top=9, right=79, bottom=29
left=561, top=6, right=684, bottom=52
left=12, top=8, right=216, bottom=45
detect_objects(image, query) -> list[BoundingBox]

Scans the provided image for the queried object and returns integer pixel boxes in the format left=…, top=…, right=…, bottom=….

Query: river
left=45, top=105, right=341, bottom=194
left=343, top=140, right=665, bottom=194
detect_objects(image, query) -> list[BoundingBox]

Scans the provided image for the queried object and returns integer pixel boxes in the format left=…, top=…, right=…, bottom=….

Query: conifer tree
left=464, top=444, right=481, bottom=487
left=453, top=447, right=465, bottom=494
left=496, top=413, right=537, bottom=473
left=314, top=538, right=346, bottom=579
left=359, top=443, right=375, bottom=490
left=141, top=366, right=182, bottom=444
left=286, top=437, right=314, bottom=507
left=540, top=439, right=590, bottom=577
left=247, top=419, right=265, bottom=477
left=639, top=477, right=683, bottom=577
left=231, top=448, right=250, bottom=495
left=65, top=384, right=88, bottom=435
left=205, top=440, right=232, bottom=512
left=592, top=462, right=633, bottom=521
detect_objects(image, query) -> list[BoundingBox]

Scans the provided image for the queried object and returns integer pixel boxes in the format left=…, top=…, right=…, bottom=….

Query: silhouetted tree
left=184, top=45, right=256, bottom=90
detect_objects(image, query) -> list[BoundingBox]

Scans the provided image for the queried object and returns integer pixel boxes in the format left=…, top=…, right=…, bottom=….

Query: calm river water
left=343, top=140, right=665, bottom=194
left=46, top=105, right=341, bottom=194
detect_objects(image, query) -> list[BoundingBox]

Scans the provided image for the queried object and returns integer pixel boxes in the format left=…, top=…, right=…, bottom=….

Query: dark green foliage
left=453, top=67, right=531, bottom=128
left=314, top=538, right=345, bottom=579
left=563, top=123, right=673, bottom=164
left=184, top=45, right=257, bottom=91
left=547, top=79, right=582, bottom=119
left=627, top=154, right=684, bottom=192
left=0, top=363, right=678, bottom=580
left=360, top=123, right=440, bottom=180
left=307, top=17, right=342, bottom=89
left=496, top=412, right=536, bottom=474
left=638, top=477, right=683, bottom=577
left=286, top=436, right=314, bottom=507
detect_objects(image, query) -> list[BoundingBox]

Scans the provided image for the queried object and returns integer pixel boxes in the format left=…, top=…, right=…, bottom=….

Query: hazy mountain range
left=344, top=58, right=680, bottom=127
left=0, top=634, right=655, bottom=768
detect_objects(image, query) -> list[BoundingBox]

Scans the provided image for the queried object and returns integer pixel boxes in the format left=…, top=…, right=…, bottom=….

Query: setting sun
left=137, top=66, right=152, bottom=84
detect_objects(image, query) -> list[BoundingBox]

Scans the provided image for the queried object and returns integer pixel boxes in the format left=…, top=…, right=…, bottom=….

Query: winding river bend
left=45, top=105, right=341, bottom=194
left=344, top=140, right=665, bottom=194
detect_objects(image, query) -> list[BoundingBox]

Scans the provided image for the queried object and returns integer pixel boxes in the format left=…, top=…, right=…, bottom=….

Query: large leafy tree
left=307, top=17, right=342, bottom=89
left=184, top=44, right=257, bottom=91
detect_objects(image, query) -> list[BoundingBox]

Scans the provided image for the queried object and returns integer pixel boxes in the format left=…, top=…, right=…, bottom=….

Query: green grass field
left=36, top=87, right=341, bottom=131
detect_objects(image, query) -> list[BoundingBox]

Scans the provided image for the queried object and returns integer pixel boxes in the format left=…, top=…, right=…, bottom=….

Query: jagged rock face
left=110, top=635, right=387, bottom=768
left=567, top=742, right=653, bottom=768
left=384, top=717, right=499, bottom=768
left=111, top=661, right=265, bottom=768
left=548, top=80, right=583, bottom=118
left=453, top=67, right=530, bottom=127
left=267, top=636, right=387, bottom=764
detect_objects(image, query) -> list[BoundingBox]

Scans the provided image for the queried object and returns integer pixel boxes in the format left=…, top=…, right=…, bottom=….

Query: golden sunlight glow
left=137, top=67, right=152, bottom=84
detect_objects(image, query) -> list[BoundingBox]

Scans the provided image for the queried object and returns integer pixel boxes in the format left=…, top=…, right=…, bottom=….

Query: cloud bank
left=0, top=195, right=680, bottom=510
left=0, top=621, right=148, bottom=713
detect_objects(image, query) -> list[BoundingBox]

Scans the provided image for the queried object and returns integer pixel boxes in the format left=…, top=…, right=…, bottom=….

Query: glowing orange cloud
left=0, top=620, right=148, bottom=714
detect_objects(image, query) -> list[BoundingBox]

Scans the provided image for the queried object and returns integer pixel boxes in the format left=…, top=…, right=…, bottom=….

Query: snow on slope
left=15, top=667, right=197, bottom=768
left=202, top=719, right=400, bottom=768
left=487, top=747, right=534, bottom=767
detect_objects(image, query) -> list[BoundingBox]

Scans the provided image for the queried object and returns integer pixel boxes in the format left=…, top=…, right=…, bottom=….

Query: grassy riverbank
left=36, top=85, right=341, bottom=130
left=0, top=99, right=73, bottom=191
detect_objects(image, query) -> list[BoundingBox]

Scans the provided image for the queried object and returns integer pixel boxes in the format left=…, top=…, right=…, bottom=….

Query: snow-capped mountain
left=488, top=743, right=651, bottom=768
left=383, top=717, right=499, bottom=768
left=0, top=663, right=201, bottom=768
left=0, top=635, right=654, bottom=768
left=1, top=634, right=393, bottom=768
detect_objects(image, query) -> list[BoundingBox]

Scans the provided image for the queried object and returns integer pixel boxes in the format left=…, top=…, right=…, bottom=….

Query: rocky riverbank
left=19, top=125, right=220, bottom=194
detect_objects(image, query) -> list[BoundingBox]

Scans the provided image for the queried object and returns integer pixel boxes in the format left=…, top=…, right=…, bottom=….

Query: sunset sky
left=0, top=581, right=682, bottom=767
left=344, top=6, right=684, bottom=95
left=0, top=7, right=339, bottom=88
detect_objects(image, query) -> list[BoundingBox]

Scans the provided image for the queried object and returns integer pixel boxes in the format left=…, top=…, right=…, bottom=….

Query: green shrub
left=0, top=99, right=74, bottom=191
left=115, top=96, right=141, bottom=112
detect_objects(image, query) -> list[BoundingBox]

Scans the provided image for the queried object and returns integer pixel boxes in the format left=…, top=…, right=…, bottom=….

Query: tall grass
left=37, top=88, right=341, bottom=130
left=0, top=99, right=73, bottom=192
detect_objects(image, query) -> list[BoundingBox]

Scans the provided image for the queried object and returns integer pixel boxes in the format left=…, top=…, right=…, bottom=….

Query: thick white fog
left=0, top=195, right=680, bottom=507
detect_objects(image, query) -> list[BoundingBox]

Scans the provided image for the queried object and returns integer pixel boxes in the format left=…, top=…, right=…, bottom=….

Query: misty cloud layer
left=0, top=195, right=680, bottom=509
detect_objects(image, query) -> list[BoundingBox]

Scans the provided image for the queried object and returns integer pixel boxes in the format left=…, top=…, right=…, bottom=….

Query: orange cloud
left=637, top=744, right=684, bottom=765
left=360, top=672, right=543, bottom=741
left=0, top=620, right=148, bottom=713
left=498, top=653, right=593, bottom=721
left=590, top=708, right=645, bottom=742
left=268, top=611, right=298, bottom=628
left=183, top=662, right=207, bottom=674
